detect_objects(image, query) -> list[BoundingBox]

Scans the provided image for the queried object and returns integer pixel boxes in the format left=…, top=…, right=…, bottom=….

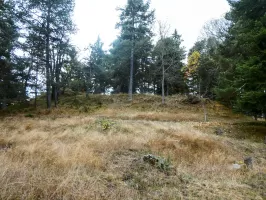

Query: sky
left=71, top=0, right=230, bottom=56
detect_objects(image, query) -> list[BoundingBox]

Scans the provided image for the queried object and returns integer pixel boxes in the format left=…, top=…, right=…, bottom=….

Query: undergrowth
left=0, top=94, right=265, bottom=199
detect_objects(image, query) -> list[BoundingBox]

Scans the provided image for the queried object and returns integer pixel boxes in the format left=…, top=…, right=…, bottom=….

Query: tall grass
left=0, top=95, right=265, bottom=199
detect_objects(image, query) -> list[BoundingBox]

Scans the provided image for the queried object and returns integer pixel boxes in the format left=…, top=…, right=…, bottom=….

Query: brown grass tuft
left=0, top=94, right=265, bottom=199
left=147, top=128, right=232, bottom=169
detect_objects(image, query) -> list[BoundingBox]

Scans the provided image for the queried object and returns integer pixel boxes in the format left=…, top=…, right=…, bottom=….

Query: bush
left=143, top=154, right=171, bottom=171
left=184, top=95, right=201, bottom=104
left=97, top=118, right=115, bottom=131
left=25, top=113, right=34, bottom=118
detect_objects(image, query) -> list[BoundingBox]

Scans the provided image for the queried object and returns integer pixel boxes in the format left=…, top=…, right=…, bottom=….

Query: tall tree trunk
left=54, top=61, right=60, bottom=108
left=51, top=47, right=56, bottom=105
left=55, top=67, right=60, bottom=107
left=86, top=87, right=89, bottom=97
left=45, top=5, right=51, bottom=109
left=202, top=100, right=208, bottom=122
left=128, top=36, right=134, bottom=101
left=140, top=60, right=144, bottom=94
left=162, top=65, right=165, bottom=104
left=53, top=45, right=62, bottom=106
left=86, top=66, right=92, bottom=97
left=24, top=54, right=34, bottom=98
left=198, top=75, right=201, bottom=97
left=54, top=85, right=57, bottom=107
left=128, top=16, right=135, bottom=101
left=166, top=82, right=169, bottom=96
left=34, top=63, right=39, bottom=109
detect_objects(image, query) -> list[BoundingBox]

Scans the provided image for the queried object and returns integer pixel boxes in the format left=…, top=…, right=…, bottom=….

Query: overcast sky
left=71, top=0, right=230, bottom=55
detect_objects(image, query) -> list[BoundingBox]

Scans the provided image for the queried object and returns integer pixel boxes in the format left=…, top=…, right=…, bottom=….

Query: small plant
left=143, top=154, right=171, bottom=171
left=25, top=113, right=34, bottom=118
left=179, top=172, right=193, bottom=184
left=97, top=118, right=115, bottom=131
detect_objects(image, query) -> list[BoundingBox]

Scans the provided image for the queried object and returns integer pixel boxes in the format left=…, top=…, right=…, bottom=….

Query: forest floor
left=0, top=94, right=265, bottom=199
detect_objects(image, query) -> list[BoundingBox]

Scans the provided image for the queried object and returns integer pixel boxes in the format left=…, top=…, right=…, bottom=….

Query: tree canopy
left=0, top=0, right=265, bottom=119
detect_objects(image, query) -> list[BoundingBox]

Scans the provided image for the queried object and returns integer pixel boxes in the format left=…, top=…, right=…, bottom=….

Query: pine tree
left=23, top=0, right=75, bottom=108
left=86, top=36, right=107, bottom=95
left=0, top=0, right=20, bottom=108
left=215, top=0, right=266, bottom=118
left=116, top=0, right=155, bottom=100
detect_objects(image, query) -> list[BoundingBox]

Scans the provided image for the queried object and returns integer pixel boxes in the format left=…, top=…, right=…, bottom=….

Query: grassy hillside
left=0, top=94, right=265, bottom=199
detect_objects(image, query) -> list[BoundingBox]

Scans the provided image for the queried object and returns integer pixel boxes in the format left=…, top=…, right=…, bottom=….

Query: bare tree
left=154, top=21, right=185, bottom=104
left=200, top=18, right=230, bottom=42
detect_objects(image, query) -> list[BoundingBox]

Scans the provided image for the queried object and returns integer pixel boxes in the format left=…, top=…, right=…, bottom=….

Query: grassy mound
left=0, top=94, right=265, bottom=199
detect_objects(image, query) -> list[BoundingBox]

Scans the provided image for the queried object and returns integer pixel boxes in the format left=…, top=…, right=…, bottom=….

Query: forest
left=0, top=0, right=266, bottom=199
left=0, top=0, right=265, bottom=119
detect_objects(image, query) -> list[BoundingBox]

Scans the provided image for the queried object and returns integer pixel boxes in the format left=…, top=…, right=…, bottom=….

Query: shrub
left=143, top=154, right=171, bottom=172
left=97, top=118, right=115, bottom=131
left=25, top=113, right=34, bottom=118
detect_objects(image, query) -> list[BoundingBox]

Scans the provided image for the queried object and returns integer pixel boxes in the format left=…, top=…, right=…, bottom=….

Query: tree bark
left=198, top=76, right=201, bottom=97
left=24, top=54, right=34, bottom=98
left=202, top=100, right=208, bottom=122
left=45, top=4, right=51, bottom=109
left=166, top=82, right=169, bottom=96
left=34, top=62, right=39, bottom=109
left=162, top=65, right=165, bottom=104
left=128, top=15, right=135, bottom=101
left=54, top=56, right=61, bottom=107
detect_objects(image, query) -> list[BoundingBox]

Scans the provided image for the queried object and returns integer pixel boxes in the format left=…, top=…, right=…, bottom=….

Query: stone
left=143, top=154, right=171, bottom=171
left=232, top=163, right=241, bottom=169
left=215, top=128, right=224, bottom=136
left=244, top=157, right=253, bottom=169
left=143, top=154, right=159, bottom=165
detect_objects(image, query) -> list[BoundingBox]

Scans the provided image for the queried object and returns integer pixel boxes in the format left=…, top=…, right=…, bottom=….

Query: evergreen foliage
left=0, top=0, right=265, bottom=119
left=215, top=0, right=266, bottom=118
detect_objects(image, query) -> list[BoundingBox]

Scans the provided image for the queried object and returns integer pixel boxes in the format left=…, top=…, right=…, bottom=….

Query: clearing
left=0, top=94, right=265, bottom=199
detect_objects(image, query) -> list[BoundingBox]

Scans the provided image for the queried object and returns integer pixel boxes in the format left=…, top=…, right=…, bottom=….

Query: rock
left=232, top=163, right=242, bottom=169
left=215, top=128, right=224, bottom=136
left=143, top=154, right=159, bottom=165
left=244, top=157, right=253, bottom=169
left=143, top=154, right=171, bottom=171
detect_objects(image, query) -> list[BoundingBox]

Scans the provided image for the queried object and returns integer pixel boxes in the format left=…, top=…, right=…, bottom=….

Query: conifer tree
left=116, top=0, right=154, bottom=100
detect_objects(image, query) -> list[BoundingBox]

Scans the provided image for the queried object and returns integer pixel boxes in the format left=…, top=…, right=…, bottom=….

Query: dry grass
left=0, top=94, right=265, bottom=199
